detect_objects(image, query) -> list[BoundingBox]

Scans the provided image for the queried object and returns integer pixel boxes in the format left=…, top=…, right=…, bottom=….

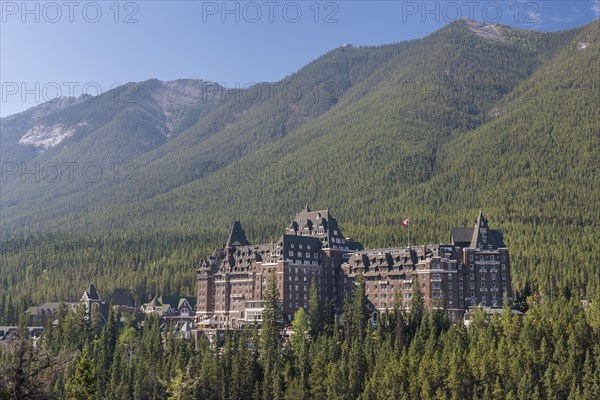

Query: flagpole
left=407, top=221, right=410, bottom=247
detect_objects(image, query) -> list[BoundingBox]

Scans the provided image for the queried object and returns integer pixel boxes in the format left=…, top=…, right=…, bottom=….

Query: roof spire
left=226, top=220, right=249, bottom=247
left=470, top=210, right=489, bottom=248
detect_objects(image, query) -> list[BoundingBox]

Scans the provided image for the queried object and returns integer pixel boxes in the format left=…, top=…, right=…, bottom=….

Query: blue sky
left=1, top=0, right=598, bottom=117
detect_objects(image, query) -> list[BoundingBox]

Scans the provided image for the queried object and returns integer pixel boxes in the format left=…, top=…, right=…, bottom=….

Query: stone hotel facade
left=196, top=207, right=511, bottom=328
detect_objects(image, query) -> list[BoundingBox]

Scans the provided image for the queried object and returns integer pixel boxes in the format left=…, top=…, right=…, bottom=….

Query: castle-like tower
left=342, top=211, right=511, bottom=323
left=196, top=209, right=511, bottom=329
left=196, top=206, right=362, bottom=329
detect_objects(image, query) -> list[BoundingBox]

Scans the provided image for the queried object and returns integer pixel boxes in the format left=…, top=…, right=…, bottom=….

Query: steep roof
left=451, top=227, right=474, bottom=245
left=451, top=212, right=505, bottom=249
left=144, top=297, right=162, bottom=308
left=470, top=211, right=505, bottom=248
left=178, top=297, right=197, bottom=310
left=227, top=221, right=249, bottom=247
left=158, top=295, right=181, bottom=310
left=287, top=207, right=363, bottom=251
left=85, top=283, right=101, bottom=300
left=109, top=288, right=135, bottom=308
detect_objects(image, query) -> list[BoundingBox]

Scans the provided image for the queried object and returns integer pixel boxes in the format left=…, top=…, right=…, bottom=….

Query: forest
left=1, top=275, right=600, bottom=400
left=0, top=18, right=598, bottom=399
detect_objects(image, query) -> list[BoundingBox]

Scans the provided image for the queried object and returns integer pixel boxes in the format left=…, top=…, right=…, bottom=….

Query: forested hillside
left=2, top=276, right=600, bottom=399
left=0, top=19, right=598, bottom=320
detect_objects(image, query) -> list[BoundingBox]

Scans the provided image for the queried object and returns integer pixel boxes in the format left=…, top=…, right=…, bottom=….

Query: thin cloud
left=592, top=1, right=600, bottom=18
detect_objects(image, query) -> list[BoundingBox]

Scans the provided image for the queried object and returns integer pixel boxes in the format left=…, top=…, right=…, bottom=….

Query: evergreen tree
left=409, top=275, right=425, bottom=334
left=260, top=272, right=284, bottom=400
left=65, top=347, right=97, bottom=400
left=308, top=278, right=324, bottom=338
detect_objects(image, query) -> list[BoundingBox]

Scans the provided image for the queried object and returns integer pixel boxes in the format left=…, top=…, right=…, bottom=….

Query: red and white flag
left=402, top=218, right=409, bottom=226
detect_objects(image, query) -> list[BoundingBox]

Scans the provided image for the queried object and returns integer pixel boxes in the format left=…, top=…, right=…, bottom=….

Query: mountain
left=0, top=19, right=598, bottom=308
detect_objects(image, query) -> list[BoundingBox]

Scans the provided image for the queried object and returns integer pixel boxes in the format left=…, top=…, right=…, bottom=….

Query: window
left=460, top=292, right=463, bottom=298
left=470, top=264, right=474, bottom=270
left=481, top=282, right=486, bottom=288
left=501, top=255, right=506, bottom=261
left=469, top=255, right=473, bottom=261
left=491, top=255, right=495, bottom=261
left=306, top=252, right=310, bottom=257
left=501, top=264, right=506, bottom=270
left=502, top=274, right=507, bottom=280
left=313, top=253, right=318, bottom=259
left=297, top=251, right=302, bottom=257
left=481, top=274, right=485, bottom=280
left=470, top=273, right=474, bottom=280
left=299, top=244, right=303, bottom=249
left=491, top=274, right=496, bottom=280
left=289, top=251, right=294, bottom=256
left=470, top=283, right=475, bottom=289
left=459, top=282, right=463, bottom=289
left=291, top=244, right=295, bottom=248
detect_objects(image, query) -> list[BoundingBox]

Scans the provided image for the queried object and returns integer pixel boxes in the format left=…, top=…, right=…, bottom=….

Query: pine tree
left=350, top=273, right=369, bottom=342
left=260, top=272, right=284, bottom=400
left=308, top=278, right=324, bottom=338
left=409, top=275, right=425, bottom=334
left=65, top=347, right=97, bottom=400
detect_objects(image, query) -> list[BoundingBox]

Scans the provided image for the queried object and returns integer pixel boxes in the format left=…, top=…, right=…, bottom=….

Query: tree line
left=2, top=275, right=599, bottom=400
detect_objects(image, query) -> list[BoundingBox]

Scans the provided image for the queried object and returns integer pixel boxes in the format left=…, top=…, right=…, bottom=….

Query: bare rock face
left=8, top=80, right=224, bottom=150
left=151, top=79, right=221, bottom=133
left=462, top=19, right=505, bottom=41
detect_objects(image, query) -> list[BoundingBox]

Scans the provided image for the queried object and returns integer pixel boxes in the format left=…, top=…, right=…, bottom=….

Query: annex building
left=196, top=207, right=511, bottom=329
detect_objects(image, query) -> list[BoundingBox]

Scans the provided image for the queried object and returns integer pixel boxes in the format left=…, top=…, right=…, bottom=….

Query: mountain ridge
left=0, top=19, right=598, bottom=304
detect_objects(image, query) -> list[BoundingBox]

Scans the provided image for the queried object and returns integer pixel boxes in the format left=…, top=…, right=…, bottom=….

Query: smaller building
left=141, top=295, right=197, bottom=323
left=25, top=302, right=79, bottom=326
left=108, top=288, right=136, bottom=314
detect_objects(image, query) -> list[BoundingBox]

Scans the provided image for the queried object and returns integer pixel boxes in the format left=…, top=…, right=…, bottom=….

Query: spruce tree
left=65, top=347, right=97, bottom=400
